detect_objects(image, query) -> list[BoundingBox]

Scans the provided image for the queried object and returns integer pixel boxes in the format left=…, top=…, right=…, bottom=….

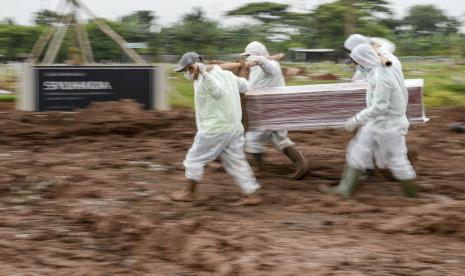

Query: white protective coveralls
left=345, top=35, right=407, bottom=169
left=345, top=34, right=398, bottom=82
left=183, top=65, right=260, bottom=195
left=242, top=41, right=295, bottom=153
left=347, top=44, right=416, bottom=180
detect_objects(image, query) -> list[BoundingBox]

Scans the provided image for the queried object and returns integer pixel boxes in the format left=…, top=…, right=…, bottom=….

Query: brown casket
left=245, top=79, right=428, bottom=131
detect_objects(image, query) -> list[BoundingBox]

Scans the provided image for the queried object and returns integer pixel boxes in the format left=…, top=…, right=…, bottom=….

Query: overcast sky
left=1, top=0, right=464, bottom=26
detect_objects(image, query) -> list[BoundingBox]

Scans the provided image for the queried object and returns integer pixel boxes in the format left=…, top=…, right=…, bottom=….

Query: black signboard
left=35, top=65, right=155, bottom=111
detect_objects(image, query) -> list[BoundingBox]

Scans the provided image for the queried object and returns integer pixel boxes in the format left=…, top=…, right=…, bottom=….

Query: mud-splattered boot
left=169, top=180, right=198, bottom=202
left=231, top=193, right=263, bottom=207
left=322, top=166, right=361, bottom=198
left=283, top=146, right=308, bottom=180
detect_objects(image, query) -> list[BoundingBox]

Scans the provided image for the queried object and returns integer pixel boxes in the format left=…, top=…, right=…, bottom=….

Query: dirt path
left=0, top=101, right=464, bottom=275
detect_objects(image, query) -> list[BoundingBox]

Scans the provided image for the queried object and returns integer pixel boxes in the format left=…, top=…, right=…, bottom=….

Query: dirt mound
left=282, top=67, right=307, bottom=79
left=376, top=203, right=465, bottom=239
left=137, top=219, right=204, bottom=260
left=93, top=213, right=153, bottom=252
left=0, top=100, right=195, bottom=143
left=137, top=219, right=272, bottom=274
left=75, top=100, right=148, bottom=123
left=311, top=73, right=339, bottom=80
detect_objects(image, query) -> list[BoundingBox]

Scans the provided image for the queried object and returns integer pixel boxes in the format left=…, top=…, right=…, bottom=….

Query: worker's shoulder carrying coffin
left=245, top=79, right=428, bottom=131
left=17, top=64, right=169, bottom=112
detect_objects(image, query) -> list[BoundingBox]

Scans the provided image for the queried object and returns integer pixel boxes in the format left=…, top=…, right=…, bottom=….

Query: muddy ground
left=0, top=100, right=465, bottom=275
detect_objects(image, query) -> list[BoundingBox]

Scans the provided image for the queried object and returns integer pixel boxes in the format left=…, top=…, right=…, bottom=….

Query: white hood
left=344, top=34, right=370, bottom=52
left=350, top=44, right=381, bottom=69
left=242, top=41, right=270, bottom=57
left=345, top=34, right=396, bottom=55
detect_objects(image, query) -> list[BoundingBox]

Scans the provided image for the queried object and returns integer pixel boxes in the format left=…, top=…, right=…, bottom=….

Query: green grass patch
left=403, top=62, right=465, bottom=107
left=0, top=94, right=15, bottom=102
left=169, top=74, right=195, bottom=108
left=443, top=83, right=465, bottom=93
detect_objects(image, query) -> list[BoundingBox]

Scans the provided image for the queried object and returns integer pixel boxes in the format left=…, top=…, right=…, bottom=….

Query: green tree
left=0, top=24, right=42, bottom=60
left=218, top=25, right=269, bottom=54
left=34, top=9, right=62, bottom=26
left=226, top=2, right=289, bottom=23
left=312, top=0, right=394, bottom=51
left=86, top=20, right=126, bottom=62
left=395, top=4, right=463, bottom=56
left=354, top=0, right=393, bottom=19
left=226, top=2, right=314, bottom=47
left=158, top=8, right=221, bottom=57
left=403, top=5, right=460, bottom=35
left=121, top=10, right=156, bottom=41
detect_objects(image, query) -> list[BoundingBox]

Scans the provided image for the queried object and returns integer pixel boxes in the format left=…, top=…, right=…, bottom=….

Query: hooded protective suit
left=347, top=44, right=416, bottom=180
left=345, top=35, right=408, bottom=169
left=183, top=65, right=260, bottom=194
left=345, top=34, right=396, bottom=54
left=242, top=41, right=295, bottom=153
left=345, top=34, right=399, bottom=82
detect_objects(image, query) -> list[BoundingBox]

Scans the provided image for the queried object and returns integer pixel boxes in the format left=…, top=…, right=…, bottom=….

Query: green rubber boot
left=400, top=179, right=417, bottom=198
left=328, top=166, right=361, bottom=198
left=283, top=146, right=308, bottom=180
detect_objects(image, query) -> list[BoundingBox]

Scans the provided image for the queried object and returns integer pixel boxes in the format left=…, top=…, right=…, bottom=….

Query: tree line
left=0, top=0, right=463, bottom=62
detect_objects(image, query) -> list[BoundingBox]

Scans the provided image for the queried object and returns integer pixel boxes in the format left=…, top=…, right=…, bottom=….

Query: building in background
left=290, top=48, right=336, bottom=63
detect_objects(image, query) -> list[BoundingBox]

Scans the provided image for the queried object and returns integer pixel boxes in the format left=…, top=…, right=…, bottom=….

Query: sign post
left=18, top=64, right=169, bottom=112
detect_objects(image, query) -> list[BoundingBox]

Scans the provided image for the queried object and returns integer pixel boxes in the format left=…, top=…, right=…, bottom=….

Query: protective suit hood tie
left=350, top=44, right=381, bottom=69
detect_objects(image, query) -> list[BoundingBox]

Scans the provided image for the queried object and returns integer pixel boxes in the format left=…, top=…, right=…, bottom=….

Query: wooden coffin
left=245, top=79, right=428, bottom=131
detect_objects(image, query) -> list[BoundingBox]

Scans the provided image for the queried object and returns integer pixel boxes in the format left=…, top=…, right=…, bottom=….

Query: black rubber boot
left=283, top=146, right=308, bottom=180
left=400, top=179, right=417, bottom=198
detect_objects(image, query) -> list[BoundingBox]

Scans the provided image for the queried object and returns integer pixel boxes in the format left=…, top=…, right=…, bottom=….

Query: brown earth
left=0, top=100, right=465, bottom=275
left=310, top=73, right=340, bottom=80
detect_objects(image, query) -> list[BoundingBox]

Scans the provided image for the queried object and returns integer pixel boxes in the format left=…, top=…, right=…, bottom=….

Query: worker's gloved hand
left=344, top=116, right=360, bottom=132
left=197, top=63, right=206, bottom=76
left=247, top=55, right=266, bottom=64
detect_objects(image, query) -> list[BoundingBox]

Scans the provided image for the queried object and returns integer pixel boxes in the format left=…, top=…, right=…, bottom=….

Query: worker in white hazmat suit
left=344, top=34, right=397, bottom=82
left=241, top=41, right=307, bottom=179
left=169, top=52, right=262, bottom=206
left=323, top=44, right=417, bottom=198
left=344, top=34, right=414, bottom=170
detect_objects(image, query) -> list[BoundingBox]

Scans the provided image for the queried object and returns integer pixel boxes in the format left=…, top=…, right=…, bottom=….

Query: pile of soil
left=282, top=67, right=307, bottom=80
left=310, top=73, right=340, bottom=80
left=0, top=101, right=465, bottom=275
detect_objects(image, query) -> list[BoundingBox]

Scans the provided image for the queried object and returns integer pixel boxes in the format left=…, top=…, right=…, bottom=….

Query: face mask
left=184, top=71, right=194, bottom=81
